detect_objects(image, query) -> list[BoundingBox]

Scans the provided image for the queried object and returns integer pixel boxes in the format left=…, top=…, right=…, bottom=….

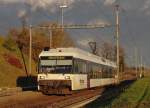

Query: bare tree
left=99, top=41, right=115, bottom=61
left=8, top=22, right=74, bottom=61
left=98, top=41, right=126, bottom=72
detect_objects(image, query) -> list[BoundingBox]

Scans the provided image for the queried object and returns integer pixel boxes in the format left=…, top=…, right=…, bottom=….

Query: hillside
left=0, top=23, right=75, bottom=88
left=0, top=36, right=36, bottom=87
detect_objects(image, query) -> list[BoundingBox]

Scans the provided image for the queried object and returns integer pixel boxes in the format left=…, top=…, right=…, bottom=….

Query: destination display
left=40, top=56, right=72, bottom=60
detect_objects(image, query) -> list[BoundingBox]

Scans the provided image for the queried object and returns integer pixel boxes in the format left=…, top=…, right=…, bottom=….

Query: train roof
left=39, top=47, right=117, bottom=68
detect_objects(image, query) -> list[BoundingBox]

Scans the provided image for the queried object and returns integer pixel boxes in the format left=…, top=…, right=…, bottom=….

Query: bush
left=3, top=53, right=23, bottom=69
left=2, top=37, right=16, bottom=51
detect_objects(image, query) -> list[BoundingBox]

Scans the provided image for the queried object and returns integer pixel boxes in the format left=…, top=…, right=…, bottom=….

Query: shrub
left=3, top=53, right=23, bottom=69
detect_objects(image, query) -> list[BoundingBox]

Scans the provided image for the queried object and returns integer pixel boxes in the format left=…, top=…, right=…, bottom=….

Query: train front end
left=37, top=50, right=87, bottom=94
left=38, top=74, right=72, bottom=94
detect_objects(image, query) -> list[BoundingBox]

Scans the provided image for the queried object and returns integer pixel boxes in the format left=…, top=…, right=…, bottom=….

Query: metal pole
left=134, top=47, right=138, bottom=78
left=143, top=62, right=145, bottom=77
left=115, top=5, right=120, bottom=82
left=140, top=55, right=143, bottom=78
left=60, top=5, right=67, bottom=29
left=62, top=7, right=64, bottom=28
left=49, top=26, right=52, bottom=48
left=29, top=25, right=32, bottom=76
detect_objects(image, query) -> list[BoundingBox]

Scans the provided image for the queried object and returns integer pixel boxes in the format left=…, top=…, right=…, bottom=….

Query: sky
left=0, top=0, right=150, bottom=67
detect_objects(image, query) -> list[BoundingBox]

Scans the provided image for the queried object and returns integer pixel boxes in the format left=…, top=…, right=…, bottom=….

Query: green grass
left=111, top=77, right=150, bottom=108
left=0, top=36, right=37, bottom=87
left=84, top=77, right=150, bottom=108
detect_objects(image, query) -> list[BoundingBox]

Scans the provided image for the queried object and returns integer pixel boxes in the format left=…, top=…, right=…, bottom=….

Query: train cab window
left=39, top=56, right=73, bottom=73
left=40, top=65, right=72, bottom=73
left=55, top=65, right=72, bottom=73
left=40, top=66, right=55, bottom=73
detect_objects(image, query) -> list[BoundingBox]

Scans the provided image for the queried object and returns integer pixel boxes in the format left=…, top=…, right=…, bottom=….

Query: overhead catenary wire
left=30, top=24, right=113, bottom=30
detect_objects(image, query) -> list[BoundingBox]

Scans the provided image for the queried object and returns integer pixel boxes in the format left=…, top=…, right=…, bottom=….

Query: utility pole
left=29, top=25, right=32, bottom=76
left=60, top=5, right=67, bottom=28
left=134, top=47, right=138, bottom=78
left=143, top=62, right=145, bottom=77
left=140, top=55, right=143, bottom=78
left=115, top=5, right=120, bottom=82
left=49, top=26, right=52, bottom=48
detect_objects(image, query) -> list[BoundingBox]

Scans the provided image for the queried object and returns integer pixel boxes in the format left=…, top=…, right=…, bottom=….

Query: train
left=37, top=47, right=117, bottom=94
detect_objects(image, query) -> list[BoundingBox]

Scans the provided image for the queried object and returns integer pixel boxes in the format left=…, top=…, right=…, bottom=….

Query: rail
left=0, top=87, right=22, bottom=97
left=1, top=79, right=136, bottom=108
left=0, top=86, right=37, bottom=97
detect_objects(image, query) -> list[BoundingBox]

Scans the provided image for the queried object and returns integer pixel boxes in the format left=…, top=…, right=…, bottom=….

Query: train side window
left=109, top=68, right=113, bottom=78
left=78, top=60, right=82, bottom=73
left=73, top=59, right=86, bottom=74
left=99, top=65, right=102, bottom=78
left=73, top=59, right=78, bottom=73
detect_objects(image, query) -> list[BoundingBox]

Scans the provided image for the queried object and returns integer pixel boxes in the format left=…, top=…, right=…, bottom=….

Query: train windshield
left=39, top=56, right=73, bottom=73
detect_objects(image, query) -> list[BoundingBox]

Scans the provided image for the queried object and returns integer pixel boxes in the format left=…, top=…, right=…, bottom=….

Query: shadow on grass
left=84, top=80, right=136, bottom=108
left=16, top=76, right=38, bottom=91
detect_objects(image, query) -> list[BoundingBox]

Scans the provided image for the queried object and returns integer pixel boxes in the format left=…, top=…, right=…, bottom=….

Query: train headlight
left=39, top=76, right=45, bottom=79
left=65, top=76, right=70, bottom=80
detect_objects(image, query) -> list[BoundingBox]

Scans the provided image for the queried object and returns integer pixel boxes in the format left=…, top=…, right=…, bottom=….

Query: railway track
left=47, top=89, right=103, bottom=108
left=0, top=86, right=37, bottom=97
left=0, top=79, right=135, bottom=108
left=2, top=88, right=104, bottom=108
left=0, top=87, right=22, bottom=97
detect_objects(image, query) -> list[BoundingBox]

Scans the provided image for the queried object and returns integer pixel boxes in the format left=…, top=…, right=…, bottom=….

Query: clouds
left=77, top=37, right=94, bottom=48
left=103, top=0, right=116, bottom=6
left=0, top=0, right=56, bottom=11
left=0, top=0, right=24, bottom=4
left=88, top=19, right=110, bottom=25
left=18, top=9, right=27, bottom=18
left=0, top=0, right=125, bottom=14
left=140, top=0, right=150, bottom=15
left=0, top=0, right=76, bottom=12
left=0, top=0, right=117, bottom=12
left=26, top=0, right=57, bottom=11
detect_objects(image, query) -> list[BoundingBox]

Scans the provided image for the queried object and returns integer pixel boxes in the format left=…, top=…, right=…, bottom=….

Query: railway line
left=0, top=79, right=135, bottom=108
left=0, top=86, right=37, bottom=97
left=0, top=89, right=101, bottom=108
left=0, top=87, right=22, bottom=97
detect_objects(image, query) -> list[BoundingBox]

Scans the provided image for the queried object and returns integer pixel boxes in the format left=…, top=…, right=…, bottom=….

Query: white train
left=37, top=48, right=117, bottom=94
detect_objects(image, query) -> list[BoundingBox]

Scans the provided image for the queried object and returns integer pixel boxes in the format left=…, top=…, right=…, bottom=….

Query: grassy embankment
left=111, top=76, right=150, bottom=108
left=0, top=36, right=36, bottom=87
left=85, top=76, right=150, bottom=108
